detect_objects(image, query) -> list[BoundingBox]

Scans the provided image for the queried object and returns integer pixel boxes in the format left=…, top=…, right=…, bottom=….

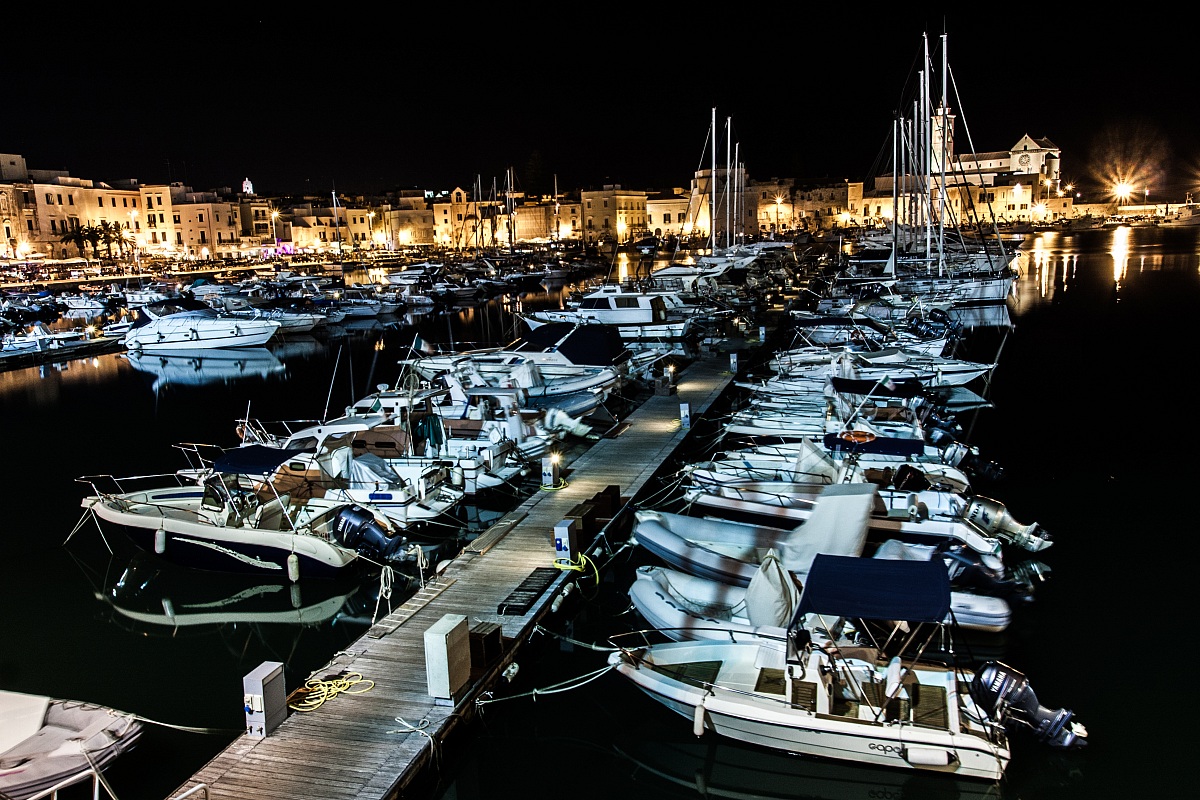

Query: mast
left=725, top=116, right=732, bottom=251
left=710, top=106, right=717, bottom=254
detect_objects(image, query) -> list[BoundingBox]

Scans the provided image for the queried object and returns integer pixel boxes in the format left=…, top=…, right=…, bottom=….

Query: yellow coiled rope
left=287, top=671, right=374, bottom=712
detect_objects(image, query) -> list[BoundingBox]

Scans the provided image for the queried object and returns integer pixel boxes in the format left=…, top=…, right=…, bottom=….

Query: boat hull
left=82, top=490, right=360, bottom=578
left=608, top=640, right=1010, bottom=782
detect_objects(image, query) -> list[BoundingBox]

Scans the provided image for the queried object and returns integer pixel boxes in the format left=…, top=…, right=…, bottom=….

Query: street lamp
left=367, top=211, right=375, bottom=250
left=270, top=210, right=279, bottom=253
left=774, top=194, right=783, bottom=239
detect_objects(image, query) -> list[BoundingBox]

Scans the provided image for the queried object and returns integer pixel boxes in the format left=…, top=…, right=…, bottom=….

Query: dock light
left=541, top=453, right=561, bottom=489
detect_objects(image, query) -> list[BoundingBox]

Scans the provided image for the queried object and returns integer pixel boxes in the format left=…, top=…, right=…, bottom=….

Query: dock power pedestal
left=243, top=661, right=286, bottom=738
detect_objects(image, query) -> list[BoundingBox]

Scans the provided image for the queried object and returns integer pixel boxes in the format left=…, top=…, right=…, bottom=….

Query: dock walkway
left=167, top=349, right=742, bottom=800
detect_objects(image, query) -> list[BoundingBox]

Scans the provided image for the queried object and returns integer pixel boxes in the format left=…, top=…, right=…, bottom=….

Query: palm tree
left=58, top=225, right=90, bottom=263
left=81, top=225, right=104, bottom=260
left=97, top=221, right=129, bottom=260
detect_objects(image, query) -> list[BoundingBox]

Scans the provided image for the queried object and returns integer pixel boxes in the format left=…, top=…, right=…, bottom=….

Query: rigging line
left=323, top=344, right=343, bottom=421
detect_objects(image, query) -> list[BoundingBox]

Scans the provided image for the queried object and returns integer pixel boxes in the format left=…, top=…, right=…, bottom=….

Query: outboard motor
left=938, top=543, right=1034, bottom=602
left=964, top=497, right=1053, bottom=553
left=970, top=662, right=1087, bottom=748
left=929, top=429, right=1005, bottom=482
left=332, top=505, right=408, bottom=562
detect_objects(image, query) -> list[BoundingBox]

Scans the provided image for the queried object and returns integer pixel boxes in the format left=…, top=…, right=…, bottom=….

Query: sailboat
left=838, top=34, right=1018, bottom=307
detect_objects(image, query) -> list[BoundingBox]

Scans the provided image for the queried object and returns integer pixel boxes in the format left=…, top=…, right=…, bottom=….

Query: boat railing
left=170, top=784, right=211, bottom=800
left=23, top=763, right=133, bottom=800
left=77, top=472, right=196, bottom=498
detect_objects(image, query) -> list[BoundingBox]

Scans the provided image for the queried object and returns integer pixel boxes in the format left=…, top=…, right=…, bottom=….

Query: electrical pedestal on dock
left=553, top=518, right=578, bottom=564
left=424, top=614, right=470, bottom=706
left=243, top=661, right=286, bottom=739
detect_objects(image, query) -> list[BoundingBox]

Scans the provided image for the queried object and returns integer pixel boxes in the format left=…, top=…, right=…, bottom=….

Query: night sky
left=9, top=12, right=1196, bottom=204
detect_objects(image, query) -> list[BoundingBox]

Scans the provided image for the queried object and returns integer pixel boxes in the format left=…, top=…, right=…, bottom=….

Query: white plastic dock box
left=424, top=613, right=470, bottom=703
left=243, top=660, right=286, bottom=738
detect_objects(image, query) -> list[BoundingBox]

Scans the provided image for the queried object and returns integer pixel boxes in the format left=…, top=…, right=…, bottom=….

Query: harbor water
left=1, top=228, right=1195, bottom=800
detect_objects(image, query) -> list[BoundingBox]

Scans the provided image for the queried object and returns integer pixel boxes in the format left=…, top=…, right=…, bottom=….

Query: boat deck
left=167, top=348, right=742, bottom=800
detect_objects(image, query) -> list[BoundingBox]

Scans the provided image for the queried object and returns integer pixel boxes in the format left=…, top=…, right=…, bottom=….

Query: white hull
left=124, top=317, right=280, bottom=351
left=608, top=639, right=1010, bottom=781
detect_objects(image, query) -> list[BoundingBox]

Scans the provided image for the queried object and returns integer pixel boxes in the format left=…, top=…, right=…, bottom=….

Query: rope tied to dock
left=287, top=671, right=374, bottom=712
left=475, top=664, right=617, bottom=709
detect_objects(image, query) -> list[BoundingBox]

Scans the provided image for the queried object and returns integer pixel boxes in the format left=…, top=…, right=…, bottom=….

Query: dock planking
left=167, top=350, right=741, bottom=800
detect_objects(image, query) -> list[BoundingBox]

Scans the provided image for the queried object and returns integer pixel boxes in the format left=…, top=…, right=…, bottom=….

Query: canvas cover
left=744, top=549, right=802, bottom=628
left=778, top=483, right=874, bottom=576
left=214, top=444, right=311, bottom=476
left=793, top=553, right=950, bottom=626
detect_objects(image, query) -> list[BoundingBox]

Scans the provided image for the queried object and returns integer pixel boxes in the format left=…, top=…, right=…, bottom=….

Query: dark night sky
left=9, top=12, right=1197, bottom=203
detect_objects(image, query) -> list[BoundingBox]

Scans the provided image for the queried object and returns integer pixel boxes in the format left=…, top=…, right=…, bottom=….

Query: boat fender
left=903, top=746, right=953, bottom=766
left=287, top=553, right=300, bottom=582
left=290, top=583, right=302, bottom=609
left=692, top=697, right=707, bottom=737
left=154, top=528, right=167, bottom=554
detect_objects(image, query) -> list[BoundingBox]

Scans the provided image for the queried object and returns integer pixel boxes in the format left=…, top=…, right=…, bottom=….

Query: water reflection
left=125, top=347, right=286, bottom=392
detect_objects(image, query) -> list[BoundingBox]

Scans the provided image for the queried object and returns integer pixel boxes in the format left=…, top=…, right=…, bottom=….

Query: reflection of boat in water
left=94, top=549, right=393, bottom=633
left=616, top=736, right=1004, bottom=800
left=124, top=347, right=286, bottom=390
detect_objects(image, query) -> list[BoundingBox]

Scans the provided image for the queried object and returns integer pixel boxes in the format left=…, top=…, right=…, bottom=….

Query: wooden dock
left=167, top=349, right=742, bottom=800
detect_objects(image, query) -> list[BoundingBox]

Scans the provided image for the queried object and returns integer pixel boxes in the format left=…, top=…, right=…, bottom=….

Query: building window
left=198, top=213, right=205, bottom=223
left=122, top=198, right=128, bottom=207
left=50, top=220, right=57, bottom=233
left=68, top=196, right=75, bottom=206
left=217, top=233, right=222, bottom=243
left=176, top=232, right=183, bottom=244
left=45, top=193, right=53, bottom=203
left=109, top=198, right=115, bottom=207
left=173, top=214, right=180, bottom=224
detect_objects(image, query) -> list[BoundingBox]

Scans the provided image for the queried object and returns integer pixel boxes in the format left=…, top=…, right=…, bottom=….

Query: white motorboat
left=608, top=555, right=1087, bottom=782
left=122, top=298, right=281, bottom=351
left=77, top=445, right=428, bottom=579
left=236, top=380, right=589, bottom=503
left=0, top=690, right=143, bottom=800
left=521, top=284, right=704, bottom=340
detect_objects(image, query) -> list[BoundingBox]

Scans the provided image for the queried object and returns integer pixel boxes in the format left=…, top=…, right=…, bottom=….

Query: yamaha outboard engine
left=332, top=505, right=409, bottom=562
left=970, top=662, right=1087, bottom=748
left=964, top=497, right=1053, bottom=553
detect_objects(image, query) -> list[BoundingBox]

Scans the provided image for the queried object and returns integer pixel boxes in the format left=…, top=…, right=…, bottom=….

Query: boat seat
left=254, top=494, right=291, bottom=530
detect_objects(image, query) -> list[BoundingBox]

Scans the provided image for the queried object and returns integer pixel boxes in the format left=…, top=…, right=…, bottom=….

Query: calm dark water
left=2, top=232, right=1195, bottom=800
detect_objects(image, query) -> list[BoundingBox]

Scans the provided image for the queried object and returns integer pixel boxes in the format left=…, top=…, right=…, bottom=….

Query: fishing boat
left=608, top=554, right=1087, bottom=781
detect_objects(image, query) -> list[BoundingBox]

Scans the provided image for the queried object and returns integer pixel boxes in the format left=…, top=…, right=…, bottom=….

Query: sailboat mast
left=710, top=106, right=717, bottom=254
left=725, top=116, right=731, bottom=250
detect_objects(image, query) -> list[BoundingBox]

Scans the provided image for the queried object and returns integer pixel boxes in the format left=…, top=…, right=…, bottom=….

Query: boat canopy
left=214, top=444, right=312, bottom=476
left=829, top=375, right=925, bottom=398
left=514, top=321, right=632, bottom=367
left=791, top=554, right=951, bottom=626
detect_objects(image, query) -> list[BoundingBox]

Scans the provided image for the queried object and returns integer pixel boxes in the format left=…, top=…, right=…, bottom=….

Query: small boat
left=122, top=297, right=281, bottom=351
left=608, top=554, right=1087, bottom=782
left=77, top=445, right=427, bottom=579
left=521, top=284, right=703, bottom=340
left=0, top=690, right=143, bottom=800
